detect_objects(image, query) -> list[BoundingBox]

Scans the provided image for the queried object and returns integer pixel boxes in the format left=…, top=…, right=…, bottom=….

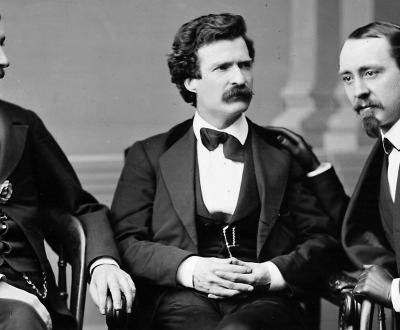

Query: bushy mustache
left=222, top=85, right=253, bottom=102
left=354, top=101, right=383, bottom=114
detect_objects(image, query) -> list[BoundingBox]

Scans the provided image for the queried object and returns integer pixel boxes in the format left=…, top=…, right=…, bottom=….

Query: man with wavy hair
left=111, top=13, right=340, bottom=329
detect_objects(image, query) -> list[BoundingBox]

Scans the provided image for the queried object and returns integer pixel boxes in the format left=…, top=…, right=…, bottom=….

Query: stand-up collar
left=381, top=119, right=400, bottom=151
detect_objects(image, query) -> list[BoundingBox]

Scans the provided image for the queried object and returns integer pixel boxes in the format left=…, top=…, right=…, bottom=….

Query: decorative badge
left=0, top=180, right=12, bottom=204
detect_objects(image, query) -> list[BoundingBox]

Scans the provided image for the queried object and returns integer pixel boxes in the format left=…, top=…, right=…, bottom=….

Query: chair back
left=43, top=208, right=87, bottom=330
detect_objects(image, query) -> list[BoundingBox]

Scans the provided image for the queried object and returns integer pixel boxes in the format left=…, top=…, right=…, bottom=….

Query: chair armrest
left=106, top=292, right=132, bottom=329
left=322, top=271, right=358, bottom=305
left=42, top=208, right=86, bottom=330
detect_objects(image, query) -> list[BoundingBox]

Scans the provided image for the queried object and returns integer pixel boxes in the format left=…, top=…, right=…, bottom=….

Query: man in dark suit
left=110, top=13, right=340, bottom=330
left=274, top=21, right=400, bottom=317
left=0, top=16, right=135, bottom=330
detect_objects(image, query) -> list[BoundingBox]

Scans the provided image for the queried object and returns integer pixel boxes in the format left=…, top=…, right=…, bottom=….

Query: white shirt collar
left=193, top=112, right=248, bottom=145
left=381, top=119, right=400, bottom=151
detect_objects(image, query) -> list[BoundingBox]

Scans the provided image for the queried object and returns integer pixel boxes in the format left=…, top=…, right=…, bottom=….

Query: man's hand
left=266, top=126, right=320, bottom=172
left=354, top=265, right=393, bottom=308
left=0, top=281, right=52, bottom=329
left=214, top=259, right=271, bottom=295
left=193, top=257, right=254, bottom=299
left=89, top=264, right=136, bottom=315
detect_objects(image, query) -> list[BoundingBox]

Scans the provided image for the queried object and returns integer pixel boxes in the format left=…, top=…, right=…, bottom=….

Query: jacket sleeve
left=308, top=166, right=350, bottom=235
left=29, top=110, right=121, bottom=270
left=269, top=161, right=344, bottom=295
left=110, top=141, right=194, bottom=287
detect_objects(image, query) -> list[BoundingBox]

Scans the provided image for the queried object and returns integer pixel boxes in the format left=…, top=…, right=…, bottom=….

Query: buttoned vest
left=195, top=135, right=261, bottom=262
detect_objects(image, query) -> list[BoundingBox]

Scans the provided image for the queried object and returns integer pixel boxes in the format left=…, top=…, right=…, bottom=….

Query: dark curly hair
left=347, top=21, right=400, bottom=70
left=167, top=13, right=255, bottom=107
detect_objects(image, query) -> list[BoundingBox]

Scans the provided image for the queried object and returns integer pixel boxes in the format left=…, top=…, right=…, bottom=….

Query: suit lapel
left=230, top=136, right=259, bottom=223
left=159, top=126, right=197, bottom=245
left=250, top=123, right=290, bottom=257
left=0, top=109, right=28, bottom=183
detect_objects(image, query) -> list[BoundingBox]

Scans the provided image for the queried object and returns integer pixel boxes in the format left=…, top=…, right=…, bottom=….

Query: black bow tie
left=383, top=138, right=397, bottom=155
left=200, top=128, right=244, bottom=162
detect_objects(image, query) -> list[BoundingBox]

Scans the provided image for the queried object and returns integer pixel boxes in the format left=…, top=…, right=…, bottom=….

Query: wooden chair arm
left=42, top=208, right=86, bottom=330
left=322, top=271, right=358, bottom=305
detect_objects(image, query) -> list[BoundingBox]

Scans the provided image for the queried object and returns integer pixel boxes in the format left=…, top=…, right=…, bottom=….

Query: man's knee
left=0, top=299, right=48, bottom=330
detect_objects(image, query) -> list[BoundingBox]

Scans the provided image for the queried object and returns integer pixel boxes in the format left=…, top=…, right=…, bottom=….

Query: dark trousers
left=0, top=297, right=76, bottom=330
left=153, top=288, right=305, bottom=330
left=0, top=298, right=48, bottom=330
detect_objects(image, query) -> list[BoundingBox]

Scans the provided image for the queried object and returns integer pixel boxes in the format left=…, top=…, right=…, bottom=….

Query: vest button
left=0, top=222, right=6, bottom=235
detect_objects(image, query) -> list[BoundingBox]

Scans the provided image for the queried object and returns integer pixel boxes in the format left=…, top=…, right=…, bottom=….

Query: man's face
left=0, top=21, right=9, bottom=79
left=185, top=37, right=253, bottom=129
left=339, top=37, right=400, bottom=137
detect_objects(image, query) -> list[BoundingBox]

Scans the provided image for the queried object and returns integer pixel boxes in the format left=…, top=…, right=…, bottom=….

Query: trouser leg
left=153, top=288, right=221, bottom=330
left=0, top=298, right=48, bottom=330
left=216, top=294, right=305, bottom=330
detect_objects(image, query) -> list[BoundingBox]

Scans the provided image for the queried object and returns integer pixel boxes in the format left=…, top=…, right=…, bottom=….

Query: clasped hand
left=354, top=264, right=393, bottom=308
left=193, top=257, right=271, bottom=299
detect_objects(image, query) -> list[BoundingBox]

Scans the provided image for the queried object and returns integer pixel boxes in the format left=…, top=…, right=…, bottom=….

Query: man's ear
left=184, top=78, right=198, bottom=93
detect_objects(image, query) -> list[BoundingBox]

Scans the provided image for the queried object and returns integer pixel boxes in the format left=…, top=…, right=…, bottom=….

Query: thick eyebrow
left=339, top=64, right=385, bottom=77
left=212, top=61, right=232, bottom=68
left=211, top=59, right=252, bottom=70
left=338, top=69, right=349, bottom=77
left=239, top=59, right=253, bottom=66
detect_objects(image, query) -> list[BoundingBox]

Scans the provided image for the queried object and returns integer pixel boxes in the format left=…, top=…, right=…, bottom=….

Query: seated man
left=275, top=21, right=400, bottom=316
left=110, top=13, right=341, bottom=330
left=0, top=16, right=135, bottom=330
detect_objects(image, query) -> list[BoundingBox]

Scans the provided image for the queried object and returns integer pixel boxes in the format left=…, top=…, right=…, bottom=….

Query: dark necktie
left=383, top=138, right=395, bottom=155
left=200, top=128, right=244, bottom=162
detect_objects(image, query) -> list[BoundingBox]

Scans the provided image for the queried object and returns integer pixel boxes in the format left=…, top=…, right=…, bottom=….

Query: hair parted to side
left=167, top=13, right=255, bottom=107
left=347, top=21, right=400, bottom=69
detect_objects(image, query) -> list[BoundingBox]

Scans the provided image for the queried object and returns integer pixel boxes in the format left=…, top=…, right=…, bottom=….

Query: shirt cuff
left=176, top=256, right=202, bottom=288
left=265, top=261, right=287, bottom=291
left=391, top=278, right=400, bottom=311
left=90, top=257, right=119, bottom=276
left=307, top=162, right=332, bottom=177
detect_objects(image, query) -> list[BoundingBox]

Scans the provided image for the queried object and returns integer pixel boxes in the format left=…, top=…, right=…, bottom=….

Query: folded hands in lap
left=193, top=257, right=271, bottom=299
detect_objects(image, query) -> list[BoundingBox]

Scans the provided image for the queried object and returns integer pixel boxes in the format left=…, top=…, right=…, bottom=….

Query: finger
left=216, top=263, right=252, bottom=274
left=213, top=275, right=254, bottom=292
left=94, top=274, right=111, bottom=314
left=211, top=257, right=234, bottom=264
left=207, top=281, right=255, bottom=297
left=208, top=286, right=242, bottom=297
left=208, top=293, right=225, bottom=299
left=107, top=277, right=123, bottom=312
left=353, top=284, right=364, bottom=295
left=215, top=270, right=254, bottom=285
left=266, top=126, right=300, bottom=140
left=126, top=272, right=136, bottom=292
left=362, top=264, right=373, bottom=269
left=89, top=281, right=100, bottom=307
left=119, top=273, right=136, bottom=313
left=274, top=128, right=302, bottom=144
left=277, top=136, right=298, bottom=153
